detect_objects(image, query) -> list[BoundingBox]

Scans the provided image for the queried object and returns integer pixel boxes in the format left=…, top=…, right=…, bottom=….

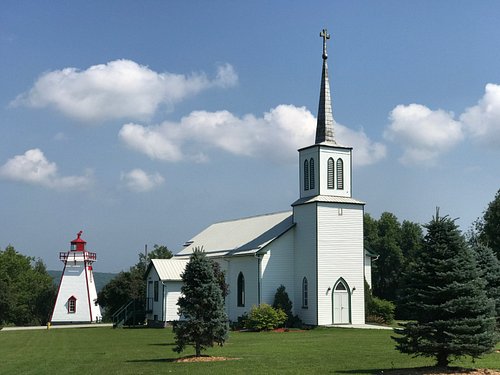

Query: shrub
left=367, top=296, right=395, bottom=324
left=245, top=304, right=287, bottom=331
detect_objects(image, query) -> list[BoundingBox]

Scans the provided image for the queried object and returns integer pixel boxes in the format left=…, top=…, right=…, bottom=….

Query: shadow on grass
left=337, top=366, right=477, bottom=374
left=336, top=370, right=383, bottom=374
left=148, top=342, right=176, bottom=346
left=126, top=358, right=178, bottom=363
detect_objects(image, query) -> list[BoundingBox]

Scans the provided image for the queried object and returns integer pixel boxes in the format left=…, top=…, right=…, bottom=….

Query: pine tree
left=273, top=285, right=293, bottom=326
left=393, top=210, right=497, bottom=367
left=173, top=248, right=228, bottom=357
left=471, top=242, right=500, bottom=328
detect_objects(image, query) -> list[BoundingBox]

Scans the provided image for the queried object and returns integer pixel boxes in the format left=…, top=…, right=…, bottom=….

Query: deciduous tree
left=0, top=246, right=56, bottom=326
left=97, top=244, right=172, bottom=321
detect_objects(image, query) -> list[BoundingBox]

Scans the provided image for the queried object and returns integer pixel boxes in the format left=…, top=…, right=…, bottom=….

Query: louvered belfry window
left=337, top=158, right=344, bottom=190
left=327, top=157, right=334, bottom=189
left=304, top=159, right=309, bottom=190
left=309, top=158, right=315, bottom=189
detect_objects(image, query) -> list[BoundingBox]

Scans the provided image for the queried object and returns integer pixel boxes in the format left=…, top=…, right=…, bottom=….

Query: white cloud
left=0, top=149, right=92, bottom=190
left=121, top=169, right=164, bottom=192
left=119, top=104, right=386, bottom=166
left=11, top=59, right=238, bottom=122
left=384, top=104, right=464, bottom=165
left=461, top=83, right=500, bottom=147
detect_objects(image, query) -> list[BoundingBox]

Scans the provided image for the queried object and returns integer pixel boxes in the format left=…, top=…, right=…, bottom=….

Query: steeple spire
left=315, top=28, right=336, bottom=144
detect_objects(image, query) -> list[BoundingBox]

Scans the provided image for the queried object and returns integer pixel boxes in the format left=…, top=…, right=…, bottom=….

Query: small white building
left=50, top=232, right=102, bottom=324
left=145, top=30, right=373, bottom=326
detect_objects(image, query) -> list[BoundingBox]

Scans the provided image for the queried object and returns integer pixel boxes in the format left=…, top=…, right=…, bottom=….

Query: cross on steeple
left=320, top=28, right=330, bottom=60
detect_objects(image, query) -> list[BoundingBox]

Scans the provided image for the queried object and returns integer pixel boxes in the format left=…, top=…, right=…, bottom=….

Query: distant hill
left=48, top=270, right=117, bottom=293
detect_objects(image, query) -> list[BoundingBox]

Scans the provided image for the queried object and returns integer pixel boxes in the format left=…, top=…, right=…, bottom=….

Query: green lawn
left=0, top=327, right=498, bottom=374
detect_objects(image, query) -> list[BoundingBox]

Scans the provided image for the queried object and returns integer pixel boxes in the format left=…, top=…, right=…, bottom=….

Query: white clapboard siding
left=225, top=255, right=259, bottom=322
left=317, top=203, right=365, bottom=325
left=293, top=203, right=318, bottom=325
left=165, top=281, right=183, bottom=322
left=51, top=262, right=101, bottom=323
left=260, top=229, right=295, bottom=307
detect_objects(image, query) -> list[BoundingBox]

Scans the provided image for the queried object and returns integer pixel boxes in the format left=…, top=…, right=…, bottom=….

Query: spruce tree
left=471, top=242, right=500, bottom=328
left=393, top=210, right=497, bottom=367
left=173, top=248, right=228, bottom=357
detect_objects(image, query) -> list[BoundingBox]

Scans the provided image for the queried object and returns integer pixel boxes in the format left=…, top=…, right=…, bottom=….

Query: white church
left=145, top=30, right=372, bottom=326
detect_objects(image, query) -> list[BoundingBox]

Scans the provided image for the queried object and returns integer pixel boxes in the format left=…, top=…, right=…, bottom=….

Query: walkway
left=1, top=323, right=113, bottom=331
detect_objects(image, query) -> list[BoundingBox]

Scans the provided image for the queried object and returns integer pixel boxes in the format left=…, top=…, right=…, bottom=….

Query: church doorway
left=332, top=279, right=350, bottom=324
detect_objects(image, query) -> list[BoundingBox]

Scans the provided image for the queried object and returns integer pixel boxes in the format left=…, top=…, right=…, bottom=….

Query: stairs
left=112, top=299, right=145, bottom=328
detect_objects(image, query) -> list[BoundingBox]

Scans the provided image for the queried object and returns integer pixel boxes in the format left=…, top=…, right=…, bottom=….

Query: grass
left=0, top=326, right=499, bottom=374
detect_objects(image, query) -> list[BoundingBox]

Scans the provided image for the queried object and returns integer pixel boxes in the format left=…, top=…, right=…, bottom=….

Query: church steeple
left=315, top=28, right=336, bottom=145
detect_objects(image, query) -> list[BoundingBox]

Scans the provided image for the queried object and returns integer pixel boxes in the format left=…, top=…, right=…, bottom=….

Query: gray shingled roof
left=176, top=211, right=294, bottom=257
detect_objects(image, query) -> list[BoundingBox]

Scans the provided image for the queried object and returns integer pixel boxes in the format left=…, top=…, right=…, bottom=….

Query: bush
left=244, top=304, right=287, bottom=331
left=367, top=296, right=395, bottom=324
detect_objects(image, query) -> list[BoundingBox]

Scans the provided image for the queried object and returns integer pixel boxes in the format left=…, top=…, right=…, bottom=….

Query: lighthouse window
left=67, top=297, right=76, bottom=313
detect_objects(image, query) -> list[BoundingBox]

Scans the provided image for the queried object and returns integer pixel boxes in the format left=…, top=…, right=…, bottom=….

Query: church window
left=335, top=281, right=347, bottom=291
left=304, top=160, right=309, bottom=190
left=327, top=157, right=334, bottom=189
left=67, top=296, right=76, bottom=313
left=237, top=272, right=245, bottom=307
left=310, top=158, right=315, bottom=189
left=154, top=281, right=159, bottom=302
left=302, top=277, right=308, bottom=308
left=337, top=158, right=344, bottom=190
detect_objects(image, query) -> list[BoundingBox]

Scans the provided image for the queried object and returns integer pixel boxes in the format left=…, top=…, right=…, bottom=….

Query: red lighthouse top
left=70, top=231, right=86, bottom=251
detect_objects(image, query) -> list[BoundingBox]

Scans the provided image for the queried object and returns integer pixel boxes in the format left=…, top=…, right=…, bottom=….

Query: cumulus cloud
left=384, top=104, right=464, bottom=165
left=0, top=149, right=92, bottom=190
left=121, top=169, right=164, bottom=192
left=11, top=60, right=238, bottom=122
left=461, top=83, right=500, bottom=146
left=119, top=104, right=386, bottom=166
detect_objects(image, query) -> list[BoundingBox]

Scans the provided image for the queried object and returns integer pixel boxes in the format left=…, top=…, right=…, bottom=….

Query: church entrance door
left=333, top=280, right=350, bottom=324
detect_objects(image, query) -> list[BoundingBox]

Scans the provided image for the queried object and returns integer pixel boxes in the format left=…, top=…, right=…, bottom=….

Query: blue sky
left=2, top=1, right=500, bottom=272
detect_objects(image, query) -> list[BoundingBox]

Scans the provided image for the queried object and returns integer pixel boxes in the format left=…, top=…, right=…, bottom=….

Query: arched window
left=304, top=160, right=309, bottom=190
left=335, top=281, right=347, bottom=291
left=67, top=296, right=77, bottom=313
left=237, top=272, right=245, bottom=307
left=327, top=157, right=334, bottom=189
left=309, top=158, right=315, bottom=189
left=337, top=158, right=344, bottom=190
left=302, top=277, right=308, bottom=308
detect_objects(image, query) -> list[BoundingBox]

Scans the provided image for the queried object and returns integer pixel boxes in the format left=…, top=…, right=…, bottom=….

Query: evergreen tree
left=471, top=242, right=500, bottom=328
left=173, top=248, right=228, bottom=357
left=479, top=189, right=500, bottom=259
left=394, top=210, right=497, bottom=367
left=273, top=285, right=293, bottom=326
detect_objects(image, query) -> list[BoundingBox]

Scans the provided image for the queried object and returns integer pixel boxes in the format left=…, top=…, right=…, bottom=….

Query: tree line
left=366, top=189, right=500, bottom=321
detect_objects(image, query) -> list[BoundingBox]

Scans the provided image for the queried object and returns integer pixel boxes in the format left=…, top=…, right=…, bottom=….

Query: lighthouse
left=50, top=231, right=102, bottom=324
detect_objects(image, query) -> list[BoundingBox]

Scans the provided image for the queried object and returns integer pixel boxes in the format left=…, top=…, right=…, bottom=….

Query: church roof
left=176, top=211, right=294, bottom=257
left=148, top=258, right=189, bottom=281
left=292, top=195, right=365, bottom=206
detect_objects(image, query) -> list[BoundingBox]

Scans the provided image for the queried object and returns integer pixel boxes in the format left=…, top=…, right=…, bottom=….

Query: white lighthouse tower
left=50, top=231, right=102, bottom=324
